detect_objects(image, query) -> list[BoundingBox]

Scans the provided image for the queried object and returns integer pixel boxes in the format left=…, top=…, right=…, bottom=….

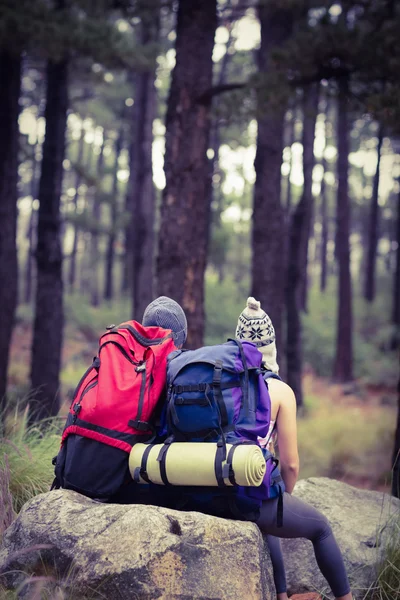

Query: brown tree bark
left=68, top=122, right=85, bottom=292
left=332, top=76, right=353, bottom=383
left=319, top=158, right=329, bottom=292
left=299, top=88, right=319, bottom=314
left=157, top=0, right=217, bottom=348
left=90, top=139, right=105, bottom=307
left=392, top=182, right=400, bottom=337
left=104, top=128, right=124, bottom=302
left=129, top=20, right=159, bottom=321
left=364, top=125, right=383, bottom=302
left=0, top=52, right=21, bottom=418
left=285, top=110, right=295, bottom=216
left=251, top=5, right=293, bottom=359
left=30, top=57, right=68, bottom=421
left=286, top=84, right=319, bottom=407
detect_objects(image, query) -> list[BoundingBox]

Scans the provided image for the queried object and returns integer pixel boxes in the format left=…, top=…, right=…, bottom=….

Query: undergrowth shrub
left=363, top=510, right=400, bottom=600
left=298, top=394, right=394, bottom=486
left=0, top=405, right=61, bottom=515
left=303, top=277, right=398, bottom=388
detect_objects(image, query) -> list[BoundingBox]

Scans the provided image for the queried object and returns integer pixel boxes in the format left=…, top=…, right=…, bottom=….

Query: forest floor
left=7, top=318, right=398, bottom=494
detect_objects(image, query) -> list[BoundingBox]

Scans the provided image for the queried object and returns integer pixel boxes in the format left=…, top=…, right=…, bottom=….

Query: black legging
left=257, top=493, right=350, bottom=598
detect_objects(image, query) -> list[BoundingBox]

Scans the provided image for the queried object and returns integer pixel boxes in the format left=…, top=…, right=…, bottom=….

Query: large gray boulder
left=281, top=478, right=400, bottom=598
left=0, top=489, right=273, bottom=600
left=0, top=478, right=398, bottom=599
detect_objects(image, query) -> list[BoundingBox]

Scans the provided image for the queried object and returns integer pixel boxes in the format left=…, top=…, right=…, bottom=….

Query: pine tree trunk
left=320, top=156, right=329, bottom=292
left=157, top=0, right=217, bottom=348
left=90, top=140, right=105, bottom=307
left=364, top=126, right=383, bottom=302
left=104, top=128, right=124, bottom=302
left=68, top=123, right=85, bottom=292
left=332, top=77, right=353, bottom=383
left=30, top=57, right=68, bottom=421
left=285, top=111, right=295, bottom=215
left=207, top=28, right=233, bottom=271
left=0, top=52, right=21, bottom=417
left=252, top=6, right=293, bottom=358
left=286, top=84, right=319, bottom=407
left=392, top=183, right=400, bottom=336
left=299, top=87, right=319, bottom=313
left=24, top=151, right=40, bottom=305
left=129, top=21, right=159, bottom=321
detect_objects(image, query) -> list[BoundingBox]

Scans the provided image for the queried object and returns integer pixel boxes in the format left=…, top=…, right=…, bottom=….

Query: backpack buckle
left=135, top=363, right=146, bottom=373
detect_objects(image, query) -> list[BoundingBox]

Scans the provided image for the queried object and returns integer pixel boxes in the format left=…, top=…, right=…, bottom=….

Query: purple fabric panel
left=242, top=341, right=271, bottom=436
left=233, top=347, right=243, bottom=423
left=241, top=341, right=262, bottom=367
left=254, top=372, right=271, bottom=438
left=233, top=340, right=271, bottom=439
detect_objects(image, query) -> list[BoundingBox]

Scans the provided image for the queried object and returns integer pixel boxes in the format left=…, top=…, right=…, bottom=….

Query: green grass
left=0, top=406, right=61, bottom=517
left=298, top=392, right=395, bottom=487
left=303, top=276, right=398, bottom=388
left=363, top=511, right=400, bottom=600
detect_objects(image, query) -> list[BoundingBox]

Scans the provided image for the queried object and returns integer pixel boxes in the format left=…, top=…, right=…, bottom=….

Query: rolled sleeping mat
left=129, top=442, right=266, bottom=487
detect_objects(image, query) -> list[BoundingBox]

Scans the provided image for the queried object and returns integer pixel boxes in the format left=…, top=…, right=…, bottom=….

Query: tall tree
left=299, top=87, right=319, bottom=313
left=0, top=51, right=21, bottom=417
left=392, top=178, right=400, bottom=338
left=24, top=147, right=40, bottom=305
left=157, top=0, right=217, bottom=348
left=68, top=120, right=85, bottom=292
left=332, top=76, right=353, bottom=382
left=319, top=107, right=330, bottom=293
left=129, top=18, right=159, bottom=321
left=30, top=53, right=68, bottom=420
left=251, top=5, right=293, bottom=359
left=286, top=83, right=319, bottom=407
left=364, top=125, right=384, bottom=302
left=90, top=136, right=105, bottom=307
left=104, top=127, right=124, bottom=301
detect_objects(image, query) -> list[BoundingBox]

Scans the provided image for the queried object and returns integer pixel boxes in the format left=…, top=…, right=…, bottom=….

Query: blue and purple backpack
left=156, top=338, right=285, bottom=523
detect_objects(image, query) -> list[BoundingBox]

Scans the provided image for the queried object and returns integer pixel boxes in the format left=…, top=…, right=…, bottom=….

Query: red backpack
left=52, top=321, right=177, bottom=499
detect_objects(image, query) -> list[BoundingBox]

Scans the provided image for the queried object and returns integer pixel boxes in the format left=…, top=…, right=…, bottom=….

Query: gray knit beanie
left=142, top=296, right=187, bottom=347
left=235, top=297, right=279, bottom=374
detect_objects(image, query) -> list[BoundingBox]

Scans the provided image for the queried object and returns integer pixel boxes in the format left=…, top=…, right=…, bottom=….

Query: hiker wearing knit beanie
left=235, top=297, right=279, bottom=374
left=142, top=296, right=187, bottom=348
left=234, top=298, right=353, bottom=600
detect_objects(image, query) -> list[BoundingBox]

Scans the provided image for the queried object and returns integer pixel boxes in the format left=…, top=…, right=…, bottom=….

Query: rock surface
left=281, top=478, right=400, bottom=598
left=0, top=478, right=399, bottom=599
left=0, top=489, right=273, bottom=600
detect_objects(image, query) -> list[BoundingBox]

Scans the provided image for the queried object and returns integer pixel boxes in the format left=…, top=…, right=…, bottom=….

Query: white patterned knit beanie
left=235, top=297, right=279, bottom=374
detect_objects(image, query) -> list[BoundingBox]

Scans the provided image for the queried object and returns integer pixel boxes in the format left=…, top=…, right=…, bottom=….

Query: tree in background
left=30, top=43, right=69, bottom=419
left=286, top=83, right=319, bottom=406
left=251, top=3, right=293, bottom=359
left=157, top=0, right=217, bottom=348
left=0, top=51, right=21, bottom=419
left=104, top=125, right=124, bottom=301
left=364, top=125, right=384, bottom=302
left=128, top=13, right=159, bottom=321
left=332, top=75, right=353, bottom=383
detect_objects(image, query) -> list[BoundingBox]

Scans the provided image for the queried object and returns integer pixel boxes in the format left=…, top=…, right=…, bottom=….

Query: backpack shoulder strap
left=262, top=371, right=282, bottom=383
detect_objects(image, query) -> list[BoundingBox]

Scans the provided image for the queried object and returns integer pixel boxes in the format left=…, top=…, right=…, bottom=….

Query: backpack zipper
left=72, top=379, right=98, bottom=424
left=128, top=361, right=150, bottom=431
left=135, top=361, right=147, bottom=422
left=99, top=339, right=139, bottom=365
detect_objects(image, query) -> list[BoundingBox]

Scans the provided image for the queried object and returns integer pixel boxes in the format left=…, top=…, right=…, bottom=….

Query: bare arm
left=269, top=380, right=299, bottom=494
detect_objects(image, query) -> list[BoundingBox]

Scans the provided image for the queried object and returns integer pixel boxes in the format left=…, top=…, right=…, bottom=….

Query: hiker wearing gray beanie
left=142, top=296, right=187, bottom=348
